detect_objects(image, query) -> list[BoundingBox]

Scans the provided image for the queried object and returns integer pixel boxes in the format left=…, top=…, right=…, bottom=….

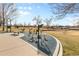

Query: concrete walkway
left=0, top=33, right=44, bottom=56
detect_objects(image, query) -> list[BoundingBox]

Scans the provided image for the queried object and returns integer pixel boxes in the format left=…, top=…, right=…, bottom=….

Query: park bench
left=13, top=27, right=20, bottom=36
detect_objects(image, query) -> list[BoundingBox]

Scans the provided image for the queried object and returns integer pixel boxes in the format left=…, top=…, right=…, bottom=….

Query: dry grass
left=1, top=26, right=79, bottom=56
left=45, top=30, right=79, bottom=56
left=0, top=26, right=29, bottom=32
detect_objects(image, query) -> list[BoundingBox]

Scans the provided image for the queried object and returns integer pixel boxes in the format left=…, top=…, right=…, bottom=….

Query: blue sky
left=13, top=3, right=79, bottom=26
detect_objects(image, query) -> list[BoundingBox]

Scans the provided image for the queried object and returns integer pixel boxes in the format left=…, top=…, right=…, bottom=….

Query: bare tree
left=75, top=19, right=79, bottom=26
left=49, top=3, right=79, bottom=19
left=0, top=3, right=18, bottom=32
left=44, top=17, right=52, bottom=29
left=0, top=4, right=2, bottom=26
left=32, top=15, right=42, bottom=26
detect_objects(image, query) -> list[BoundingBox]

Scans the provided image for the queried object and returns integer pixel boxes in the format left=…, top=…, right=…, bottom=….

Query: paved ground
left=22, top=32, right=57, bottom=56
left=0, top=33, right=45, bottom=56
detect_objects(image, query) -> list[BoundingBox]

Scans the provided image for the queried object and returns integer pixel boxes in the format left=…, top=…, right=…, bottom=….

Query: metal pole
left=37, top=24, right=43, bottom=55
left=37, top=25, right=40, bottom=55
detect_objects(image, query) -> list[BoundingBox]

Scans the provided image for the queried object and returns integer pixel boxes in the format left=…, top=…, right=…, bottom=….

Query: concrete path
left=0, top=33, right=45, bottom=56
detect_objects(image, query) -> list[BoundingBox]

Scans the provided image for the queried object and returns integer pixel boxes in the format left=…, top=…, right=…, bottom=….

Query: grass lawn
left=45, top=30, right=79, bottom=56
left=1, top=26, right=79, bottom=56
left=0, top=26, right=29, bottom=32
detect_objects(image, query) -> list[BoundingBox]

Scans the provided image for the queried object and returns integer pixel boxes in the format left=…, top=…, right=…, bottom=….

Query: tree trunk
left=2, top=18, right=5, bottom=31
left=10, top=20, right=11, bottom=32
left=6, top=20, right=8, bottom=32
left=2, top=4, right=5, bottom=31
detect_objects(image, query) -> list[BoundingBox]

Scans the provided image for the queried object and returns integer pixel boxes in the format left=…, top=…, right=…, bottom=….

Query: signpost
left=37, top=24, right=43, bottom=54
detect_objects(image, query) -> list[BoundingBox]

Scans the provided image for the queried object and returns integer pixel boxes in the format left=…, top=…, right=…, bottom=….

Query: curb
left=44, top=33, right=63, bottom=56
left=22, top=33, right=63, bottom=56
left=52, top=36, right=63, bottom=56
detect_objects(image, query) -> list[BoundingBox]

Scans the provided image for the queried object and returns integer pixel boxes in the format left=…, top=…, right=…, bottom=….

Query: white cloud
left=18, top=7, right=23, bottom=9
left=28, top=6, right=32, bottom=10
left=37, top=6, right=40, bottom=8
left=23, top=7, right=27, bottom=10
left=19, top=10, right=31, bottom=16
left=64, top=17, right=79, bottom=26
left=18, top=6, right=27, bottom=10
